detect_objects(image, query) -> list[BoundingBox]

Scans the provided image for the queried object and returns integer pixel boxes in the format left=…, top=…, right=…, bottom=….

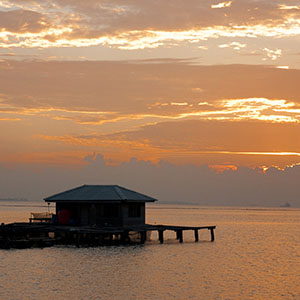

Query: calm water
left=0, top=202, right=299, bottom=300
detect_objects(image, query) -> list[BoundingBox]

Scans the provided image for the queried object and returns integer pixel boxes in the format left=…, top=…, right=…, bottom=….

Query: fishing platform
left=0, top=185, right=216, bottom=249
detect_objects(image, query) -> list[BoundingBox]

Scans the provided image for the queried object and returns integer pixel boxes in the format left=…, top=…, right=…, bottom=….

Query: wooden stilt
left=76, top=234, right=81, bottom=247
left=121, top=231, right=128, bottom=243
left=194, top=229, right=199, bottom=242
left=140, top=231, right=146, bottom=244
left=158, top=230, right=164, bottom=244
left=210, top=228, right=215, bottom=242
left=178, top=230, right=183, bottom=243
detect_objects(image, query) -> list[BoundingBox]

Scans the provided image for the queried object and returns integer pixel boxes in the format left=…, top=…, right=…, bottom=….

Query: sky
left=1, top=0, right=300, bottom=206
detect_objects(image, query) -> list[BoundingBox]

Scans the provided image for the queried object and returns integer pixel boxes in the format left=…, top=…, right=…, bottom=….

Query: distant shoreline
left=0, top=198, right=29, bottom=202
left=0, top=199, right=298, bottom=210
left=0, top=204, right=51, bottom=208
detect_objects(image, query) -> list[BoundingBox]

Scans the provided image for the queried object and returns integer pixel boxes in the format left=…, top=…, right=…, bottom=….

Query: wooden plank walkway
left=0, top=222, right=216, bottom=249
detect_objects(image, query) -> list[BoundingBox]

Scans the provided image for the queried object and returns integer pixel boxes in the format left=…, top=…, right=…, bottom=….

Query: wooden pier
left=0, top=222, right=216, bottom=249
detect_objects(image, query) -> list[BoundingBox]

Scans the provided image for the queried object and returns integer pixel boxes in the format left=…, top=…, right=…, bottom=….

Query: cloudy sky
left=1, top=0, right=300, bottom=206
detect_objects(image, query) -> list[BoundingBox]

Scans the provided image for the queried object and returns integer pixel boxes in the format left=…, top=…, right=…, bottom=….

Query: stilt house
left=44, top=185, right=157, bottom=226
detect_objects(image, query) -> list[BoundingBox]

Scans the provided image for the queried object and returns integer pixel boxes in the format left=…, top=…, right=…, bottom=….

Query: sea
left=0, top=201, right=299, bottom=300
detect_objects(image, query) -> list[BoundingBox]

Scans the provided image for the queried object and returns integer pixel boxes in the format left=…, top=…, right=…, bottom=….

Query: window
left=128, top=203, right=141, bottom=218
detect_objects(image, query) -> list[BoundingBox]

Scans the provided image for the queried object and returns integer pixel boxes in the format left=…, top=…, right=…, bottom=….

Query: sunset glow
left=1, top=23, right=300, bottom=50
left=0, top=0, right=300, bottom=57
left=211, top=2, right=232, bottom=9
left=1, top=0, right=300, bottom=178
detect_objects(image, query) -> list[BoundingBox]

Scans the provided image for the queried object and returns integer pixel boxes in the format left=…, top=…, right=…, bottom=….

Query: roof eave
left=44, top=198, right=157, bottom=203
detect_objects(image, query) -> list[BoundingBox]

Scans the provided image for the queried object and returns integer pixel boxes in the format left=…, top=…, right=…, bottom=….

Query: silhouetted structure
left=0, top=185, right=216, bottom=249
left=44, top=185, right=157, bottom=226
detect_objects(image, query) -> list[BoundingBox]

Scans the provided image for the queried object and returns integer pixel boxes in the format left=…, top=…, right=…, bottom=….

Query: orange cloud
left=219, top=42, right=247, bottom=50
left=1, top=150, right=89, bottom=168
left=0, top=9, right=49, bottom=33
left=0, top=117, right=21, bottom=121
left=1, top=61, right=300, bottom=169
left=211, top=1, right=232, bottom=9
left=33, top=115, right=300, bottom=169
left=278, top=5, right=300, bottom=10
left=2, top=95, right=300, bottom=126
left=209, top=164, right=237, bottom=173
left=1, top=1, right=300, bottom=49
left=1, top=24, right=300, bottom=49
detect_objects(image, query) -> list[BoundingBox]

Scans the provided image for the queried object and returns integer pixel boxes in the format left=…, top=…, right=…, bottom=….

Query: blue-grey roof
left=44, top=185, right=157, bottom=203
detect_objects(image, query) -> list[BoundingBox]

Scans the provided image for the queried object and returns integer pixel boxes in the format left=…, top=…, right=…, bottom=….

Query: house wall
left=121, top=202, right=145, bottom=226
left=55, top=202, right=145, bottom=226
left=56, top=202, right=81, bottom=225
left=95, top=203, right=122, bottom=226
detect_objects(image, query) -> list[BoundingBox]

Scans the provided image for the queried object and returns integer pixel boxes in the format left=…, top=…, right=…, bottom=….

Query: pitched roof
left=44, top=185, right=157, bottom=203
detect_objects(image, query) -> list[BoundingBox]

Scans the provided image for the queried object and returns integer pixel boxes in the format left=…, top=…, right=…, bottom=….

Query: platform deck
left=0, top=222, right=216, bottom=249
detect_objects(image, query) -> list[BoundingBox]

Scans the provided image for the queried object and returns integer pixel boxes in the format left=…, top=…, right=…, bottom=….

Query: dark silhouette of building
left=44, top=185, right=157, bottom=226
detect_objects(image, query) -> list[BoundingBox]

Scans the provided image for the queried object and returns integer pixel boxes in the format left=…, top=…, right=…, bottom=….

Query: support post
left=178, top=230, right=183, bottom=243
left=176, top=230, right=180, bottom=240
left=210, top=228, right=215, bottom=242
left=194, top=229, right=199, bottom=242
left=158, top=230, right=164, bottom=244
left=121, top=231, right=129, bottom=244
left=140, top=231, right=146, bottom=244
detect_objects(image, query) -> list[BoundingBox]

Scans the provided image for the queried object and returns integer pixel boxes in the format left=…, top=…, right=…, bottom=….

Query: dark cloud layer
left=1, top=154, right=299, bottom=207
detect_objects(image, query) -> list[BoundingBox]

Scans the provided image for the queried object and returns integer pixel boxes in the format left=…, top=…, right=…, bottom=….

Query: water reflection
left=0, top=203, right=299, bottom=300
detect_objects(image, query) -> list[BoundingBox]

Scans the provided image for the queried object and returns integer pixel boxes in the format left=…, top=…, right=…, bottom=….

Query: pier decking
left=0, top=222, right=216, bottom=249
